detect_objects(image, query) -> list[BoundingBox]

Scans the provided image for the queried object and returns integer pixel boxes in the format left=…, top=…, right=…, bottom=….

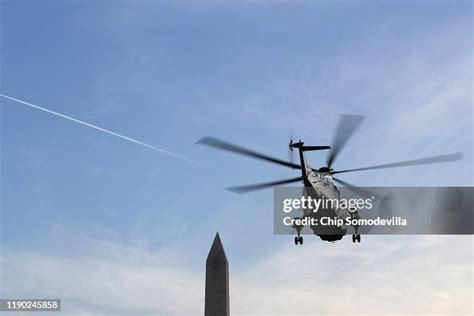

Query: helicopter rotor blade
left=332, top=177, right=378, bottom=198
left=332, top=152, right=463, bottom=175
left=327, top=114, right=365, bottom=168
left=227, top=176, right=303, bottom=193
left=332, top=177, right=358, bottom=187
left=197, top=137, right=301, bottom=170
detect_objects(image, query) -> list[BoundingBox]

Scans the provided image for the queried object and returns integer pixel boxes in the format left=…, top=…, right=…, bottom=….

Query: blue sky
left=1, top=1, right=473, bottom=315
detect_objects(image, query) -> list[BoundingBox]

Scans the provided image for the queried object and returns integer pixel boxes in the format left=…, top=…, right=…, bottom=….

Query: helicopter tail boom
left=289, top=140, right=330, bottom=152
left=301, top=145, right=331, bottom=152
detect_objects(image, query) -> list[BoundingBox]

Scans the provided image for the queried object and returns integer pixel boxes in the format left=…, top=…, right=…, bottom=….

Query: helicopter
left=197, top=114, right=463, bottom=244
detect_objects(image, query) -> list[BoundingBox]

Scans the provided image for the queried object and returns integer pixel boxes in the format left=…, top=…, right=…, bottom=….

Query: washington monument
left=205, top=232, right=230, bottom=316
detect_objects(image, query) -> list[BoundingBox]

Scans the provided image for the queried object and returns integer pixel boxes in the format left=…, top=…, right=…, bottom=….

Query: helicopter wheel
left=294, top=236, right=303, bottom=245
left=357, top=234, right=361, bottom=243
left=352, top=234, right=356, bottom=243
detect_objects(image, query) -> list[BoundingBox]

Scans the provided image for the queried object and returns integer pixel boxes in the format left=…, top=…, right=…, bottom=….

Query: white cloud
left=1, top=243, right=204, bottom=315
left=231, top=236, right=473, bottom=315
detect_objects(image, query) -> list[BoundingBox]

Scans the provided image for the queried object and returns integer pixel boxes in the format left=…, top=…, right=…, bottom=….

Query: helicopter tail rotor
left=288, top=130, right=294, bottom=165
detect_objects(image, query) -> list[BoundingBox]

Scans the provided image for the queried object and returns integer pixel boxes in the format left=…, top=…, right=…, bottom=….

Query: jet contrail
left=0, top=94, right=196, bottom=164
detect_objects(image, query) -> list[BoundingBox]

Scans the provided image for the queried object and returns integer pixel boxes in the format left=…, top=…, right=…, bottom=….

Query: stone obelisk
left=205, top=232, right=229, bottom=316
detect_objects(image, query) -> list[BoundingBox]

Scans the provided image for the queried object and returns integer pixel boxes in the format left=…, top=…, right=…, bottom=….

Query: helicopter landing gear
left=292, top=217, right=304, bottom=246
left=352, top=234, right=361, bottom=243
left=294, top=236, right=304, bottom=245
left=350, top=211, right=361, bottom=243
